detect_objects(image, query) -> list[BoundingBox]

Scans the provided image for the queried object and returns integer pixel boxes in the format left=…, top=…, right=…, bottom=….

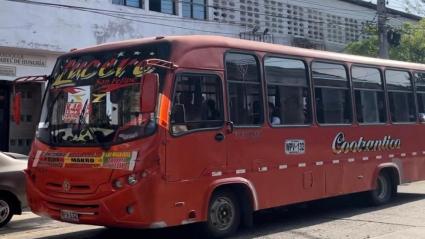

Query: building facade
left=0, top=0, right=420, bottom=153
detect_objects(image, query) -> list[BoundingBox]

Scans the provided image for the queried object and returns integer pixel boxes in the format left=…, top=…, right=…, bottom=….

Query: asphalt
left=2, top=181, right=425, bottom=239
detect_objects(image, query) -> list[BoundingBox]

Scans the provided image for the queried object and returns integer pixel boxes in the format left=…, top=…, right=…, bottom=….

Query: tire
left=204, top=190, right=240, bottom=238
left=368, top=172, right=393, bottom=206
left=0, top=196, right=14, bottom=228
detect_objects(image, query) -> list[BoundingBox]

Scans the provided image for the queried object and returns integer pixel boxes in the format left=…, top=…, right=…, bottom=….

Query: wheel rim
left=0, top=200, right=10, bottom=224
left=376, top=175, right=388, bottom=200
left=209, top=197, right=235, bottom=231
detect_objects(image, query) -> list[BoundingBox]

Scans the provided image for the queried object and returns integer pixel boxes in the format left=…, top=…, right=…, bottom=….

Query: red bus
left=14, top=36, right=425, bottom=238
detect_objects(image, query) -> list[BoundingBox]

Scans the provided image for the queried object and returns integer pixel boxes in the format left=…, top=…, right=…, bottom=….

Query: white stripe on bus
left=279, top=164, right=288, bottom=170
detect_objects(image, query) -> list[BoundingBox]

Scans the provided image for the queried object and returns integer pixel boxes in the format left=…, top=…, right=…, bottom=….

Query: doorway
left=0, top=82, right=10, bottom=151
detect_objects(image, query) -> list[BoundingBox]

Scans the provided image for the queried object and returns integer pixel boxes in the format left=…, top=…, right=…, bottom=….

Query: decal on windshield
left=33, top=150, right=138, bottom=171
left=62, top=86, right=90, bottom=123
left=51, top=50, right=155, bottom=88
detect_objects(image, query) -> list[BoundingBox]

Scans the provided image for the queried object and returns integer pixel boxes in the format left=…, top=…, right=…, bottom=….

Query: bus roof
left=67, top=35, right=425, bottom=72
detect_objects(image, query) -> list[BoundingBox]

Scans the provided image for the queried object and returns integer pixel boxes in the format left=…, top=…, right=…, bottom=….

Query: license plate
left=60, top=210, right=79, bottom=222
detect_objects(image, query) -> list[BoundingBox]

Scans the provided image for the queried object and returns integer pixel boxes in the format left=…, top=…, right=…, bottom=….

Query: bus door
left=224, top=52, right=274, bottom=205
left=166, top=73, right=227, bottom=181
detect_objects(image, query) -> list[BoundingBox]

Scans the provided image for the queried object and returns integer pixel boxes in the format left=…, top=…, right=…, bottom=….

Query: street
left=1, top=181, right=425, bottom=239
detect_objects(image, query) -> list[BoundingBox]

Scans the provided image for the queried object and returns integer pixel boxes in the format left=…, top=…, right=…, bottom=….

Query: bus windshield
left=36, top=43, right=170, bottom=147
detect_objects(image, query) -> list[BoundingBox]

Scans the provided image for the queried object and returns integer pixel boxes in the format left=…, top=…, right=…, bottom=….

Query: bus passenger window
left=312, top=62, right=352, bottom=124
left=415, top=72, right=425, bottom=121
left=386, top=70, right=416, bottom=123
left=265, top=57, right=311, bottom=125
left=225, top=53, right=263, bottom=125
left=352, top=67, right=386, bottom=123
left=170, top=74, right=224, bottom=134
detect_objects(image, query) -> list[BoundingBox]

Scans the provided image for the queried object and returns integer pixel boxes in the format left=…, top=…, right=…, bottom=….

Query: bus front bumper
left=26, top=175, right=163, bottom=229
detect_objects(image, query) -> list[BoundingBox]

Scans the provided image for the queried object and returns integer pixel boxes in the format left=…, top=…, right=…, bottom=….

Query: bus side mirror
left=140, top=73, right=159, bottom=113
left=12, top=92, right=22, bottom=125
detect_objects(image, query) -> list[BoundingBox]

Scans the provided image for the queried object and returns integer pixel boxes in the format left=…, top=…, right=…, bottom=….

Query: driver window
left=171, top=74, right=224, bottom=135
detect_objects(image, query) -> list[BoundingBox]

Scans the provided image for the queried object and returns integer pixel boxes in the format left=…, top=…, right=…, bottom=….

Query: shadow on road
left=7, top=192, right=425, bottom=239
left=0, top=215, right=52, bottom=235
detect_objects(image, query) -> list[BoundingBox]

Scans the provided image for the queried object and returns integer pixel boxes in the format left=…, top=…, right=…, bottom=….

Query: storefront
left=0, top=48, right=58, bottom=154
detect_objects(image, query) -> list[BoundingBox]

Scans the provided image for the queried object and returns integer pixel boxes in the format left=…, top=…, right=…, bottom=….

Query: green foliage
left=344, top=19, right=425, bottom=64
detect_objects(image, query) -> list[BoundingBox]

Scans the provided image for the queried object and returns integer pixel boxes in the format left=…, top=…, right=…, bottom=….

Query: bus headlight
left=127, top=174, right=138, bottom=185
left=113, top=179, right=124, bottom=189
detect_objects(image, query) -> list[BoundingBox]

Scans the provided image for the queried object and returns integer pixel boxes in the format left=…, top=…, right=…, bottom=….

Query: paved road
left=2, top=181, right=425, bottom=239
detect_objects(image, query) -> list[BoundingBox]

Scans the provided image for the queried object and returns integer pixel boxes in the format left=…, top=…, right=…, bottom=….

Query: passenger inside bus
left=202, top=99, right=220, bottom=121
left=171, top=75, right=224, bottom=134
left=268, top=102, right=281, bottom=125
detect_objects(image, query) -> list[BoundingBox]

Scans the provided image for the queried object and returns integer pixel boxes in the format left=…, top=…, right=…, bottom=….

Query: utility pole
left=377, top=0, right=389, bottom=58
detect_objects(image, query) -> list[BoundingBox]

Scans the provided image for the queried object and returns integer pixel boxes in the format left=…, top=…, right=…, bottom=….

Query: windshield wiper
left=45, top=88, right=65, bottom=146
left=78, top=100, right=110, bottom=150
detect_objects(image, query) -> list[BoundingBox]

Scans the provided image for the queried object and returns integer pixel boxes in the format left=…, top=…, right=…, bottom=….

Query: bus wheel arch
left=205, top=178, right=258, bottom=230
left=374, top=163, right=401, bottom=191
left=369, top=164, right=401, bottom=205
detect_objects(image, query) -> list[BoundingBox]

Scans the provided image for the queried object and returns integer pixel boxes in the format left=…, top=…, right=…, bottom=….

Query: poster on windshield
left=62, top=86, right=90, bottom=123
left=63, top=102, right=83, bottom=123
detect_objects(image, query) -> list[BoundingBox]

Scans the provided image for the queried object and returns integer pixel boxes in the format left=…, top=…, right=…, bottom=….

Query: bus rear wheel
left=368, top=172, right=393, bottom=206
left=205, top=190, right=240, bottom=238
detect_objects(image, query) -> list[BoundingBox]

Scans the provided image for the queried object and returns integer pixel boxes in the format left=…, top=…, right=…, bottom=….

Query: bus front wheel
left=368, top=172, right=393, bottom=206
left=205, top=190, right=240, bottom=238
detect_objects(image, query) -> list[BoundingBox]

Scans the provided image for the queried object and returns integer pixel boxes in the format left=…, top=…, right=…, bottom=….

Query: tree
left=345, top=19, right=425, bottom=64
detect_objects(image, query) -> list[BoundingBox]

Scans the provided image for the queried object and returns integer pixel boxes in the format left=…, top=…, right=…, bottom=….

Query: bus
left=13, top=35, right=425, bottom=238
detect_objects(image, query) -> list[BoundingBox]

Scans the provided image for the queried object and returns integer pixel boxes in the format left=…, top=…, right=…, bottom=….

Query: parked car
left=0, top=151, right=28, bottom=227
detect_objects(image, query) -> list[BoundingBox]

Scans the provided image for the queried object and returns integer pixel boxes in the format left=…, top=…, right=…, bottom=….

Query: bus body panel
left=25, top=36, right=425, bottom=229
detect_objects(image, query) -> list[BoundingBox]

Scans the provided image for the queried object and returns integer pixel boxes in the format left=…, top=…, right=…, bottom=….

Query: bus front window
left=36, top=44, right=169, bottom=147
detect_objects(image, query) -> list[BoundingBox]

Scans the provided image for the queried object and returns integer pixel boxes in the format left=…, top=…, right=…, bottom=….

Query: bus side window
left=170, top=74, right=224, bottom=135
left=386, top=70, right=416, bottom=123
left=264, top=57, right=311, bottom=125
left=352, top=66, right=386, bottom=124
left=415, top=72, right=425, bottom=122
left=312, top=62, right=352, bottom=124
left=225, top=53, right=263, bottom=126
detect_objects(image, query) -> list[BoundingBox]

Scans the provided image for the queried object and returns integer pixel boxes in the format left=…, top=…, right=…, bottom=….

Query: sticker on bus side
left=285, top=139, right=305, bottom=155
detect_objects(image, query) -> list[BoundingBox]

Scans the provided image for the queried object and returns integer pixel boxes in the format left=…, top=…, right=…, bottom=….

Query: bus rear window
left=416, top=72, right=425, bottom=117
left=352, top=67, right=386, bottom=124
left=386, top=70, right=415, bottom=123
left=265, top=57, right=311, bottom=125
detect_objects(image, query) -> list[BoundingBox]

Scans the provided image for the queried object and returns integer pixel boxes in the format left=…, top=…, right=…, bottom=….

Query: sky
left=367, top=0, right=425, bottom=16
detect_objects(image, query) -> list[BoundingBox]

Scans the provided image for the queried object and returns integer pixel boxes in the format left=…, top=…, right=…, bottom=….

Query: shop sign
left=0, top=52, right=47, bottom=67
left=0, top=65, right=16, bottom=76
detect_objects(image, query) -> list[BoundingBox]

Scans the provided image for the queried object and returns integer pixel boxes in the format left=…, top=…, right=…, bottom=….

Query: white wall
left=0, top=0, right=240, bottom=53
left=0, top=0, right=418, bottom=55
left=0, top=47, right=58, bottom=81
